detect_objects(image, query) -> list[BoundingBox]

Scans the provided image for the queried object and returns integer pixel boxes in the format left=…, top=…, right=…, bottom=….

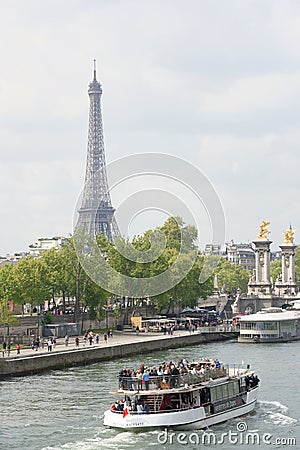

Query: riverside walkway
left=0, top=328, right=238, bottom=378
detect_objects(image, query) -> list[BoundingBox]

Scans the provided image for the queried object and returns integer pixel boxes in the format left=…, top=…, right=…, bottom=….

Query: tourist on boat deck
left=144, top=403, right=150, bottom=414
left=245, top=374, right=260, bottom=390
left=156, top=366, right=163, bottom=387
left=142, top=369, right=150, bottom=390
left=136, top=369, right=143, bottom=390
left=116, top=400, right=124, bottom=412
left=137, top=403, right=144, bottom=414
left=119, top=368, right=125, bottom=388
left=170, top=365, right=180, bottom=388
left=117, top=357, right=225, bottom=392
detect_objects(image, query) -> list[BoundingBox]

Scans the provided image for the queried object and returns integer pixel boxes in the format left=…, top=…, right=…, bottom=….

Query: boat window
left=222, top=383, right=229, bottom=398
left=232, top=381, right=240, bottom=396
left=216, top=385, right=224, bottom=400
left=211, top=384, right=231, bottom=401
left=210, top=387, right=217, bottom=402
left=200, top=388, right=210, bottom=404
left=228, top=382, right=234, bottom=397
left=240, top=377, right=246, bottom=391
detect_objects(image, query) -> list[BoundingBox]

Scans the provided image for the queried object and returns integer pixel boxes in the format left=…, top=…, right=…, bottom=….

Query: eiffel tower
left=76, top=61, right=119, bottom=241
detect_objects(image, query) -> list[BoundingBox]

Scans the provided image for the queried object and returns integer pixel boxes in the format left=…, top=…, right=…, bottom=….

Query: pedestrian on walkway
left=47, top=338, right=52, bottom=352
left=16, top=343, right=21, bottom=354
left=75, top=337, right=80, bottom=347
left=95, top=334, right=100, bottom=344
left=2, top=341, right=7, bottom=357
left=7, top=342, right=11, bottom=356
left=104, top=333, right=108, bottom=344
left=65, top=334, right=69, bottom=346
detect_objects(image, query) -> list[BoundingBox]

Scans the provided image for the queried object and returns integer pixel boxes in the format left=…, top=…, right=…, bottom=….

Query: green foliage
left=0, top=302, right=17, bottom=325
left=43, top=311, right=54, bottom=324
left=0, top=216, right=279, bottom=322
left=0, top=257, right=52, bottom=309
left=270, top=260, right=281, bottom=284
left=215, top=258, right=250, bottom=294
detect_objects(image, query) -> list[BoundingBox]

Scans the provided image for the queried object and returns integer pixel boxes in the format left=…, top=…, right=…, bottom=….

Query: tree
left=0, top=301, right=17, bottom=339
left=0, top=264, right=18, bottom=338
left=60, top=236, right=89, bottom=319
left=40, top=248, right=70, bottom=313
left=215, top=258, right=250, bottom=294
left=12, top=256, right=52, bottom=312
left=270, top=259, right=282, bottom=285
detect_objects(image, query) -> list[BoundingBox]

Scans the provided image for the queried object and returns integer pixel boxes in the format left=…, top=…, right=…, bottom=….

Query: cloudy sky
left=1, top=0, right=300, bottom=255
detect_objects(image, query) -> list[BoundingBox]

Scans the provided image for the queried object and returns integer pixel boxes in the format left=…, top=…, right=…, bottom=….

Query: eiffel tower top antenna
left=93, top=58, right=97, bottom=81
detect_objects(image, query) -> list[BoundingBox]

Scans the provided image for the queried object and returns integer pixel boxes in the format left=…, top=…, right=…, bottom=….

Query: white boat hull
left=103, top=387, right=258, bottom=430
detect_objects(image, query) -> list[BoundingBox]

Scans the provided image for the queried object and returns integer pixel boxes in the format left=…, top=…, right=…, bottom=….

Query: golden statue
left=257, top=220, right=270, bottom=240
left=283, top=227, right=294, bottom=244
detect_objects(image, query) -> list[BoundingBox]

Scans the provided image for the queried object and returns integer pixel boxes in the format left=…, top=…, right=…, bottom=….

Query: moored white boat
left=239, top=307, right=300, bottom=343
left=103, top=359, right=259, bottom=430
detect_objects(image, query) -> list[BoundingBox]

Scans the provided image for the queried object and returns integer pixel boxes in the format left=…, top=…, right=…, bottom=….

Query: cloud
left=1, top=0, right=300, bottom=254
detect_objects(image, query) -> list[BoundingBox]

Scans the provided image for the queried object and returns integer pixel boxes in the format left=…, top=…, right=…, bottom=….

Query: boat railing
left=118, top=366, right=229, bottom=391
left=226, top=364, right=250, bottom=377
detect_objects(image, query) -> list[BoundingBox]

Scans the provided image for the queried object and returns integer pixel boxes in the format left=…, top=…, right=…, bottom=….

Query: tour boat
left=239, top=307, right=300, bottom=343
left=103, top=359, right=259, bottom=430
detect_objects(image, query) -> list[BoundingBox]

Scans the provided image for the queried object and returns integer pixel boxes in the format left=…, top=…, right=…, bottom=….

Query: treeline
left=0, top=217, right=254, bottom=324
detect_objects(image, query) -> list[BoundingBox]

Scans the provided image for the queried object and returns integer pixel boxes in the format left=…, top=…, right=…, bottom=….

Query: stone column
left=248, top=239, right=272, bottom=295
left=275, top=244, right=297, bottom=296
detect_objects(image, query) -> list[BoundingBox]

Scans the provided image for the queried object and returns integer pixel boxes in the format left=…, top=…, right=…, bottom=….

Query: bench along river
left=0, top=340, right=298, bottom=450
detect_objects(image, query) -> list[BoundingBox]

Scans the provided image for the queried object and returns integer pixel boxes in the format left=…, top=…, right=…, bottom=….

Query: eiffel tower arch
left=76, top=61, right=119, bottom=241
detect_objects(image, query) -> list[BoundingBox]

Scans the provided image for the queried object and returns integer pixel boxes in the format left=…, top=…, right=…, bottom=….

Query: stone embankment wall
left=0, top=332, right=237, bottom=378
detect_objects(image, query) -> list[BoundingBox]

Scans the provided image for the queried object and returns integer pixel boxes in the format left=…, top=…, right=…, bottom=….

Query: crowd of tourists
left=118, top=357, right=224, bottom=391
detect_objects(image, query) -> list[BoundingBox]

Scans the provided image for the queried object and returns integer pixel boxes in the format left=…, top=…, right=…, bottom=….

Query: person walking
left=2, top=341, right=7, bottom=357
left=104, top=333, right=108, bottom=344
left=64, top=335, right=69, bottom=346
left=16, top=343, right=21, bottom=355
left=47, top=338, right=52, bottom=352
left=7, top=342, right=11, bottom=356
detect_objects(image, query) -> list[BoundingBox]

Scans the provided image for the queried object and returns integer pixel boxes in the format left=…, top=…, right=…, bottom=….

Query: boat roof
left=110, top=384, right=206, bottom=396
left=240, top=309, right=300, bottom=322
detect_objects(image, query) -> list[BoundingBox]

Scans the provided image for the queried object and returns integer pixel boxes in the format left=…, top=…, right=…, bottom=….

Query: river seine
left=1, top=340, right=299, bottom=450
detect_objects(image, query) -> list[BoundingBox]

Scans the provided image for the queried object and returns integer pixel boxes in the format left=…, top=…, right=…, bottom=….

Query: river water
left=0, top=340, right=299, bottom=450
